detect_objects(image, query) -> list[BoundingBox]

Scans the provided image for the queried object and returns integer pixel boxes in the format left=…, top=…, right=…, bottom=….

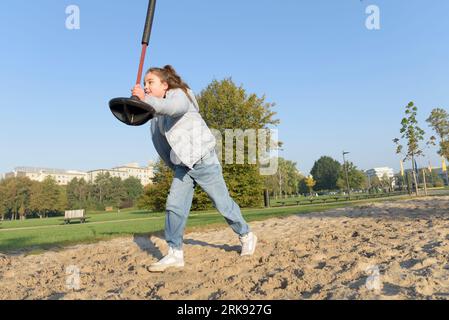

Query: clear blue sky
left=1, top=0, right=448, bottom=176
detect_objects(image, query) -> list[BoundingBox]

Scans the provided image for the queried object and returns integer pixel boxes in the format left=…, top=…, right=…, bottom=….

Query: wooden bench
left=64, top=209, right=88, bottom=224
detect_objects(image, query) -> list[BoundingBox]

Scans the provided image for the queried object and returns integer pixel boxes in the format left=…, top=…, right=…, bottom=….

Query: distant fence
left=270, top=191, right=410, bottom=208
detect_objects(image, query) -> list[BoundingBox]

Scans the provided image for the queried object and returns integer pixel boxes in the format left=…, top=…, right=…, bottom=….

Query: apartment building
left=364, top=167, right=396, bottom=188
left=87, top=162, right=154, bottom=186
left=4, top=162, right=155, bottom=186
left=4, top=167, right=87, bottom=185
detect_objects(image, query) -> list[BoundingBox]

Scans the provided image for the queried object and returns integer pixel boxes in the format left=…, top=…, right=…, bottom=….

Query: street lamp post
left=342, top=151, right=351, bottom=198
left=367, top=173, right=371, bottom=194
left=446, top=170, right=449, bottom=187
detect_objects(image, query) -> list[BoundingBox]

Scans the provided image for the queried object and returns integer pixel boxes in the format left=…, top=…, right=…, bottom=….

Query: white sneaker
left=240, top=232, right=257, bottom=256
left=148, top=247, right=184, bottom=272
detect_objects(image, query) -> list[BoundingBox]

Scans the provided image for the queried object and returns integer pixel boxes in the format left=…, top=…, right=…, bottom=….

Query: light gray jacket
left=145, top=88, right=217, bottom=170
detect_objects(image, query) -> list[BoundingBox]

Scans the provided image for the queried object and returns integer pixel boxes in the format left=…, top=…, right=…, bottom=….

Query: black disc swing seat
left=109, top=96, right=155, bottom=126
left=108, top=0, right=157, bottom=127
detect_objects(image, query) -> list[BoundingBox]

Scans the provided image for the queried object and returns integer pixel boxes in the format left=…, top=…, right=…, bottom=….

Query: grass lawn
left=0, top=208, right=163, bottom=229
left=0, top=191, right=446, bottom=253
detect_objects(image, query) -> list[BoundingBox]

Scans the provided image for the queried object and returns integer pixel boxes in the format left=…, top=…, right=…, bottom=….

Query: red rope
left=135, top=43, right=148, bottom=85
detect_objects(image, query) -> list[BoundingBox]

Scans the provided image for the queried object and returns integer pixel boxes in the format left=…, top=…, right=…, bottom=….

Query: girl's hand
left=131, top=84, right=145, bottom=101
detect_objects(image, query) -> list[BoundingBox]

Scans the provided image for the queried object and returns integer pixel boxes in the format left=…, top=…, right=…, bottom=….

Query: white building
left=4, top=167, right=87, bottom=185
left=87, top=162, right=154, bottom=186
left=365, top=167, right=394, bottom=179
left=365, top=167, right=396, bottom=188
left=4, top=162, right=155, bottom=186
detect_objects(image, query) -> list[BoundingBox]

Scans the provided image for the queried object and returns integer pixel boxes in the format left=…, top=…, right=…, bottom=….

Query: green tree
left=59, top=186, right=68, bottom=212
left=66, top=178, right=89, bottom=209
left=430, top=171, right=445, bottom=187
left=122, top=177, right=144, bottom=208
left=426, top=108, right=449, bottom=186
left=426, top=108, right=449, bottom=160
left=310, top=156, right=341, bottom=191
left=67, top=177, right=97, bottom=210
left=336, top=162, right=367, bottom=191
left=264, top=157, right=303, bottom=198
left=368, top=175, right=382, bottom=193
left=0, top=182, right=6, bottom=220
left=66, top=177, right=79, bottom=209
left=393, top=174, right=406, bottom=191
left=0, top=177, right=35, bottom=220
left=393, top=102, right=425, bottom=196
left=29, top=177, right=64, bottom=218
left=281, top=159, right=302, bottom=196
left=92, top=172, right=114, bottom=209
left=298, top=177, right=309, bottom=195
left=305, top=176, right=316, bottom=196
left=379, top=173, right=394, bottom=192
left=108, top=177, right=127, bottom=209
left=198, top=78, right=280, bottom=207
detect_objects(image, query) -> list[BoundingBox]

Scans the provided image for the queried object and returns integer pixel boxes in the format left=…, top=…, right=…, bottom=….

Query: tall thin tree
left=393, top=102, right=425, bottom=196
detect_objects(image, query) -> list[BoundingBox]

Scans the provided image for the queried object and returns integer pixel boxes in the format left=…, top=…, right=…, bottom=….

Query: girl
left=132, top=65, right=257, bottom=272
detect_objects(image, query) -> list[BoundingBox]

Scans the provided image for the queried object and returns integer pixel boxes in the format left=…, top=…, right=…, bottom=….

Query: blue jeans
left=165, top=151, right=250, bottom=249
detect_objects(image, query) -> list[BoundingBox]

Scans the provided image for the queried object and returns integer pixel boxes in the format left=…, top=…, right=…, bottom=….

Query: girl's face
left=144, top=72, right=168, bottom=98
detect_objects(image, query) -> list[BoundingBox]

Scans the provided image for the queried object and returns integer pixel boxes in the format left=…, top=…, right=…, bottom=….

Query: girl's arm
left=144, top=89, right=190, bottom=117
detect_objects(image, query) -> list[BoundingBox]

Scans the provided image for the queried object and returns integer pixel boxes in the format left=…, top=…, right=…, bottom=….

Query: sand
left=1, top=196, right=449, bottom=300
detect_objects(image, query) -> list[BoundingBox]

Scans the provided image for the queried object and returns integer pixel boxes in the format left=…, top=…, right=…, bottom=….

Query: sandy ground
left=1, top=196, right=449, bottom=300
